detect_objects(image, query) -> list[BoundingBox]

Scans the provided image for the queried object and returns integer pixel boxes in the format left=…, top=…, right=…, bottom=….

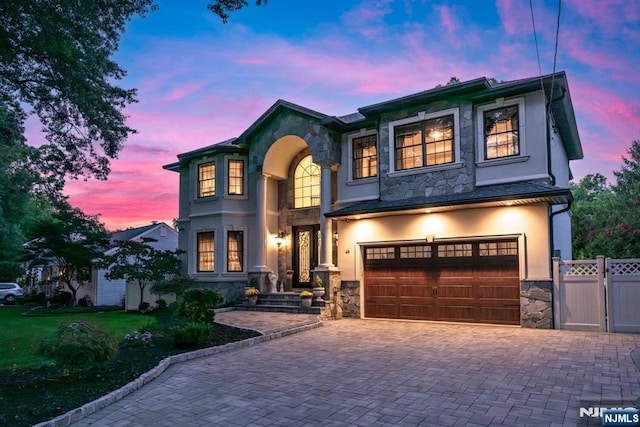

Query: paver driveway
left=71, top=319, right=640, bottom=427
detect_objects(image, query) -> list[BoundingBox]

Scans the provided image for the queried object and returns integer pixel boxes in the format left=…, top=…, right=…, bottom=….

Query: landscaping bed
left=0, top=307, right=260, bottom=427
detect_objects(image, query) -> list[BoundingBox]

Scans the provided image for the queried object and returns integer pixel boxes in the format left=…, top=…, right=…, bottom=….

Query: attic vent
left=160, top=227, right=167, bottom=237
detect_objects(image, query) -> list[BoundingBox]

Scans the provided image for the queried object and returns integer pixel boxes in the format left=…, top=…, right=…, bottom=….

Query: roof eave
left=327, top=189, right=572, bottom=219
left=358, top=78, right=491, bottom=116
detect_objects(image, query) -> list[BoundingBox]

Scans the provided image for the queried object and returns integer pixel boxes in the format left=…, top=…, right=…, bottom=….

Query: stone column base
left=520, top=280, right=553, bottom=329
left=312, top=268, right=342, bottom=320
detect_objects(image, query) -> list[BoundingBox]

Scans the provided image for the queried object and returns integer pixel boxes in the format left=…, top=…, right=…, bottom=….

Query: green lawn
left=0, top=305, right=259, bottom=427
left=0, top=306, right=155, bottom=370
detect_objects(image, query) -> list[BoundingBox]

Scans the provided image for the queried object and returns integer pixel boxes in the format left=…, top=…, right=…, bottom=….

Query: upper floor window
left=197, top=231, right=214, bottom=272
left=352, top=134, right=377, bottom=179
left=227, top=159, right=244, bottom=195
left=227, top=230, right=244, bottom=272
left=294, top=155, right=320, bottom=208
left=484, top=106, right=519, bottom=160
left=389, top=108, right=460, bottom=174
left=476, top=98, right=526, bottom=164
left=198, top=162, right=215, bottom=198
left=395, top=115, right=454, bottom=171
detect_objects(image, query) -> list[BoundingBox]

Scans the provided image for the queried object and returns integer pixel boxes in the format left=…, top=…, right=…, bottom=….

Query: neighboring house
left=76, top=222, right=178, bottom=308
left=164, top=72, right=583, bottom=328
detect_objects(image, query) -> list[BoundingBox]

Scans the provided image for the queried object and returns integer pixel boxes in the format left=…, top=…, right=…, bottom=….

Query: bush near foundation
left=174, top=288, right=223, bottom=324
left=39, top=321, right=119, bottom=372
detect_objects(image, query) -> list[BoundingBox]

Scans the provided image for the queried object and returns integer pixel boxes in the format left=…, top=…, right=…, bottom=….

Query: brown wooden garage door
left=364, top=240, right=520, bottom=325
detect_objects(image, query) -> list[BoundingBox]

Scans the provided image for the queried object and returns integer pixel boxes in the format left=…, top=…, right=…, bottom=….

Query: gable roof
left=234, top=99, right=332, bottom=145
left=327, top=181, right=572, bottom=219
left=110, top=222, right=176, bottom=243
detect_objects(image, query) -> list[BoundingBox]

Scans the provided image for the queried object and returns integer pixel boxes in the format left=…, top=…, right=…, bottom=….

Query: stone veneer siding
left=520, top=280, right=553, bottom=329
left=378, top=100, right=476, bottom=201
left=340, top=281, right=360, bottom=318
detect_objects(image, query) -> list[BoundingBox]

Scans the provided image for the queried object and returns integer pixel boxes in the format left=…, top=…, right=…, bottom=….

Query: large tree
left=0, top=0, right=156, bottom=183
left=0, top=0, right=263, bottom=275
left=571, top=140, right=640, bottom=259
left=24, top=202, right=110, bottom=306
left=104, top=238, right=182, bottom=310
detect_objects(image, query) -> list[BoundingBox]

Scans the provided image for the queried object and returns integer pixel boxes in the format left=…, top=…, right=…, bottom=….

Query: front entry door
left=293, top=225, right=320, bottom=287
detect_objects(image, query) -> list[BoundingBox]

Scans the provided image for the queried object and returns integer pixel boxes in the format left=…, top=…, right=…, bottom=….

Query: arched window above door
left=294, top=155, right=321, bottom=208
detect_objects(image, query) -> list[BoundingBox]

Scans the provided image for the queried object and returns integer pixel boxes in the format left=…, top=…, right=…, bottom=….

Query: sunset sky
left=30, top=0, right=639, bottom=231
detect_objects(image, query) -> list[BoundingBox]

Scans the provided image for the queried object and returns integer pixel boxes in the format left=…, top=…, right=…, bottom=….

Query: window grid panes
left=198, top=162, right=215, bottom=198
left=294, top=155, right=321, bottom=208
left=227, top=231, right=243, bottom=272
left=227, top=159, right=244, bottom=195
left=479, top=241, right=517, bottom=256
left=395, top=115, right=454, bottom=170
left=399, top=246, right=432, bottom=259
left=484, top=106, right=519, bottom=160
left=366, top=247, right=396, bottom=260
left=353, top=134, right=378, bottom=179
left=438, top=244, right=472, bottom=257
left=197, top=232, right=215, bottom=272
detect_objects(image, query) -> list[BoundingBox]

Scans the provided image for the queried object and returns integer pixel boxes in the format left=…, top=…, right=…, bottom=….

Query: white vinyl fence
left=553, top=256, right=640, bottom=333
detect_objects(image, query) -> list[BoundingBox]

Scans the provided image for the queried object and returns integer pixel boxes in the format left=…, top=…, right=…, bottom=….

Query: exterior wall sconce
left=275, top=232, right=286, bottom=247
left=333, top=232, right=338, bottom=242
left=425, top=234, right=435, bottom=243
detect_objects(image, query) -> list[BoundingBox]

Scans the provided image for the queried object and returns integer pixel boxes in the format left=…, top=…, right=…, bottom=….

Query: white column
left=251, top=172, right=269, bottom=270
left=319, top=164, right=334, bottom=268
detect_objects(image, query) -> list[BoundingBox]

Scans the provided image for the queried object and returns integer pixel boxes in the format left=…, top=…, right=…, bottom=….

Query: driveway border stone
left=33, top=318, right=323, bottom=427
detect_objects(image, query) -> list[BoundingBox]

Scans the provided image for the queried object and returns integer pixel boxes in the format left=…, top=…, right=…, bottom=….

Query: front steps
left=236, top=292, right=325, bottom=314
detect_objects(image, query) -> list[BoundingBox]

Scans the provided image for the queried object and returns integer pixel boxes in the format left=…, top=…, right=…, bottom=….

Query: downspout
left=545, top=87, right=568, bottom=268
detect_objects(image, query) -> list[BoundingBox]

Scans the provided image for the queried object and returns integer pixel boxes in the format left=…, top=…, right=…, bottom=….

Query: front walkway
left=68, top=317, right=640, bottom=427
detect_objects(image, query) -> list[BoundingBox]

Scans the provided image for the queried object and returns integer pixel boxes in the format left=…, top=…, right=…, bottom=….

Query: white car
left=0, top=282, right=23, bottom=304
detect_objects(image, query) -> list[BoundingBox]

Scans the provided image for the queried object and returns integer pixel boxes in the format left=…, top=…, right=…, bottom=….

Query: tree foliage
left=207, top=0, right=266, bottom=23
left=0, top=0, right=156, bottom=183
left=24, top=202, right=110, bottom=306
left=104, top=238, right=182, bottom=310
left=571, top=140, right=640, bottom=259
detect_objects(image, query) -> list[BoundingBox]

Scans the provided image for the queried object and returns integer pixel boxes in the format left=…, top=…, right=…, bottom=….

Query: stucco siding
left=337, top=203, right=551, bottom=282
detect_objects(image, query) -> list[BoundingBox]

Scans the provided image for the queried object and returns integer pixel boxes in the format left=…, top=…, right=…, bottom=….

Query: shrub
left=174, top=288, right=223, bottom=324
left=51, top=290, right=73, bottom=307
left=39, top=321, right=119, bottom=372
left=155, top=298, right=168, bottom=310
left=138, top=301, right=150, bottom=312
left=171, top=322, right=212, bottom=349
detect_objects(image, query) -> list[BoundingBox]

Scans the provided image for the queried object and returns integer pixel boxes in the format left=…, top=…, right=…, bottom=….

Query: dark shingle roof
left=111, top=223, right=162, bottom=243
left=327, top=181, right=571, bottom=218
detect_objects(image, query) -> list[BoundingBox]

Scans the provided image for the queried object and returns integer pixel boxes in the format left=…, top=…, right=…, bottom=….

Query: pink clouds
left=35, top=0, right=635, bottom=228
left=496, top=0, right=532, bottom=36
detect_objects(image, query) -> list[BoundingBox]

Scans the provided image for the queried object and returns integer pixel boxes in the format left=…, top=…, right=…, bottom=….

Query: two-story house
left=164, top=71, right=582, bottom=328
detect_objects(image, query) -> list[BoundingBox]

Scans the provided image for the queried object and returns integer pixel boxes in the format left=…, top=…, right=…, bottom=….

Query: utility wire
left=529, top=0, right=545, bottom=97
left=548, top=0, right=562, bottom=121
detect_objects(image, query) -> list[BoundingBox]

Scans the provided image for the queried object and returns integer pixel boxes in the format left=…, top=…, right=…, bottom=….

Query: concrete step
left=235, top=304, right=321, bottom=314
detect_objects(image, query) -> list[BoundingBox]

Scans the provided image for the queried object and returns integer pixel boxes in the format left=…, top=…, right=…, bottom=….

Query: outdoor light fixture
left=333, top=232, right=339, bottom=242
left=275, top=232, right=286, bottom=247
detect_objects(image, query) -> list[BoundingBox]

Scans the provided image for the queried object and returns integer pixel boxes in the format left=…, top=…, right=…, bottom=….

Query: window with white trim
left=476, top=98, right=526, bottom=163
left=389, top=108, right=460, bottom=174
left=294, top=155, right=321, bottom=208
left=484, top=106, right=519, bottom=159
left=197, top=231, right=214, bottom=272
left=227, top=230, right=244, bottom=272
left=227, top=159, right=244, bottom=195
left=352, top=134, right=377, bottom=179
left=198, top=162, right=215, bottom=198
